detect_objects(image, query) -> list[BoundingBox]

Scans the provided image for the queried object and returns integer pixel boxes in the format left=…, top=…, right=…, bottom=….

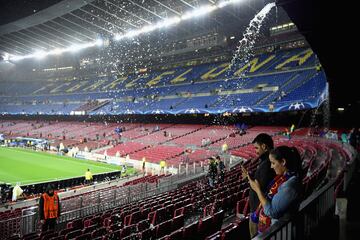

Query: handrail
left=254, top=178, right=336, bottom=240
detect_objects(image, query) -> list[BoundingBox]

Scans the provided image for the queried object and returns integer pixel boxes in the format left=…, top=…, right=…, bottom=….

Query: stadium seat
left=205, top=231, right=222, bottom=240
left=171, top=214, right=184, bottom=231
left=91, top=227, right=107, bottom=238
left=49, top=236, right=64, bottom=240
left=198, top=215, right=214, bottom=238
left=183, top=221, right=198, bottom=239
left=156, top=220, right=173, bottom=238
left=137, top=219, right=150, bottom=232
left=236, top=199, right=249, bottom=219
left=140, top=228, right=155, bottom=239
left=212, top=210, right=224, bottom=232
left=41, top=232, right=58, bottom=240
left=64, top=229, right=82, bottom=240
left=167, top=229, right=183, bottom=240
left=23, top=232, right=39, bottom=240
left=75, top=233, right=92, bottom=240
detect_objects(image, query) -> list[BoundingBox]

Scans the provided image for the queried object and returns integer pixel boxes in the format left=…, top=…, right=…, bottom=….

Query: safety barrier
left=254, top=178, right=336, bottom=240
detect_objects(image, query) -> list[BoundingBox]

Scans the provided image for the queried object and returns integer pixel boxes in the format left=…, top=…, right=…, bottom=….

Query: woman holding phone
left=242, top=146, right=303, bottom=235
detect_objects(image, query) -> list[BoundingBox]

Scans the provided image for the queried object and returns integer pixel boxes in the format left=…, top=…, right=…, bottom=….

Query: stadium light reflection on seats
left=7, top=0, right=246, bottom=61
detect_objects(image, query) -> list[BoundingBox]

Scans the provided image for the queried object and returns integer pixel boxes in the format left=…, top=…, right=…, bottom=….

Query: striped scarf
left=251, top=172, right=293, bottom=233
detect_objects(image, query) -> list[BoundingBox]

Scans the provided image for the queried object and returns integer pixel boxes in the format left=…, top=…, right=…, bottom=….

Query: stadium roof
left=0, top=0, right=270, bottom=57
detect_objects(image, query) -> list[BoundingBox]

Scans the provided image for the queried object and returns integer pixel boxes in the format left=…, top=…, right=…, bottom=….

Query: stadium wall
left=0, top=108, right=319, bottom=127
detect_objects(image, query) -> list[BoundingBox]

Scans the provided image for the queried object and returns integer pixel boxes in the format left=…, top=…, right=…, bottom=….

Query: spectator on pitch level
left=142, top=157, right=146, bottom=174
left=159, top=160, right=166, bottom=174
left=121, top=165, right=127, bottom=177
left=85, top=168, right=93, bottom=184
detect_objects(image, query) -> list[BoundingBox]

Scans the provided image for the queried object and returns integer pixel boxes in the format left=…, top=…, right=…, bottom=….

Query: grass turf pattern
left=0, top=147, right=133, bottom=186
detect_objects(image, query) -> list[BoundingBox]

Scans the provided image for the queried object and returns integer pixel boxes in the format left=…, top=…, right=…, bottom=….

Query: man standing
left=221, top=142, right=228, bottom=153
left=39, top=184, right=60, bottom=232
left=121, top=165, right=127, bottom=177
left=242, top=133, right=275, bottom=238
left=142, top=157, right=146, bottom=174
left=85, top=169, right=93, bottom=184
left=208, top=157, right=218, bottom=187
left=217, top=156, right=225, bottom=183
left=159, top=160, right=166, bottom=174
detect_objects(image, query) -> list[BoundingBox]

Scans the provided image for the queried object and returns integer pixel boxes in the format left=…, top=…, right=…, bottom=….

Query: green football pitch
left=0, top=147, right=135, bottom=186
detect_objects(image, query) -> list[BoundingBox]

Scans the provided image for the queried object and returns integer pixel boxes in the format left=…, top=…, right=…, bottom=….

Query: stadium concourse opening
left=0, top=0, right=359, bottom=240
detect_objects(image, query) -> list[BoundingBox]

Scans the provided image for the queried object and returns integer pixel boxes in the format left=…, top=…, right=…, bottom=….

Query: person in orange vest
left=39, top=184, right=61, bottom=231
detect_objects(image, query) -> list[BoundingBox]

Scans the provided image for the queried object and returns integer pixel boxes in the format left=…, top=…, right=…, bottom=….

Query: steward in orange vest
left=39, top=184, right=61, bottom=231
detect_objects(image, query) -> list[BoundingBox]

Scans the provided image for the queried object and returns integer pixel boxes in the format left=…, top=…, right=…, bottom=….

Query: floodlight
left=34, top=51, right=47, bottom=59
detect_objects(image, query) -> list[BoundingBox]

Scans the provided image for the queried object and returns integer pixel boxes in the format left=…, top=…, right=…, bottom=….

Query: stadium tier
left=0, top=48, right=327, bottom=115
left=0, top=1, right=354, bottom=239
left=0, top=132, right=353, bottom=240
left=0, top=121, right=284, bottom=165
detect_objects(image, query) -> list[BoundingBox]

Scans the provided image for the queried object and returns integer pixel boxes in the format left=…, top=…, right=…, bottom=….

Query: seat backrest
left=168, top=229, right=183, bottom=240
left=172, top=214, right=184, bottom=231
left=212, top=210, right=224, bottom=231
left=75, top=233, right=91, bottom=240
left=183, top=221, right=198, bottom=239
left=65, top=229, right=82, bottom=240
left=156, top=220, right=173, bottom=238
left=137, top=219, right=150, bottom=232
left=198, top=216, right=213, bottom=237
left=204, top=231, right=221, bottom=240
left=41, top=232, right=58, bottom=240
left=173, top=207, right=184, bottom=218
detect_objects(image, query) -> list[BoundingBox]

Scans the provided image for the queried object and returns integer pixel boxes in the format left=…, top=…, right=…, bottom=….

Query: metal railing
left=59, top=171, right=206, bottom=224
left=343, top=146, right=358, bottom=192
left=253, top=138, right=359, bottom=240
left=0, top=162, right=212, bottom=238
left=254, top=178, right=336, bottom=240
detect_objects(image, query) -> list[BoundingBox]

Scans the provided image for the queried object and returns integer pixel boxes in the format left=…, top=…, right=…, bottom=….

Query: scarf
left=250, top=172, right=293, bottom=233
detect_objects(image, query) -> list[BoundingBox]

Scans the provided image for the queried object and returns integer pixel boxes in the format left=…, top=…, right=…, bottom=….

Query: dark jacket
left=249, top=151, right=276, bottom=213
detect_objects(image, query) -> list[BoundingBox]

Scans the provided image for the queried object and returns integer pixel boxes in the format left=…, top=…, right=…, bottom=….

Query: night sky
left=0, top=0, right=62, bottom=25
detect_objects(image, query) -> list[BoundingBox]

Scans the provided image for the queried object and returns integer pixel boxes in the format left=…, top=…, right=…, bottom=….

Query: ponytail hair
left=270, top=146, right=303, bottom=179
